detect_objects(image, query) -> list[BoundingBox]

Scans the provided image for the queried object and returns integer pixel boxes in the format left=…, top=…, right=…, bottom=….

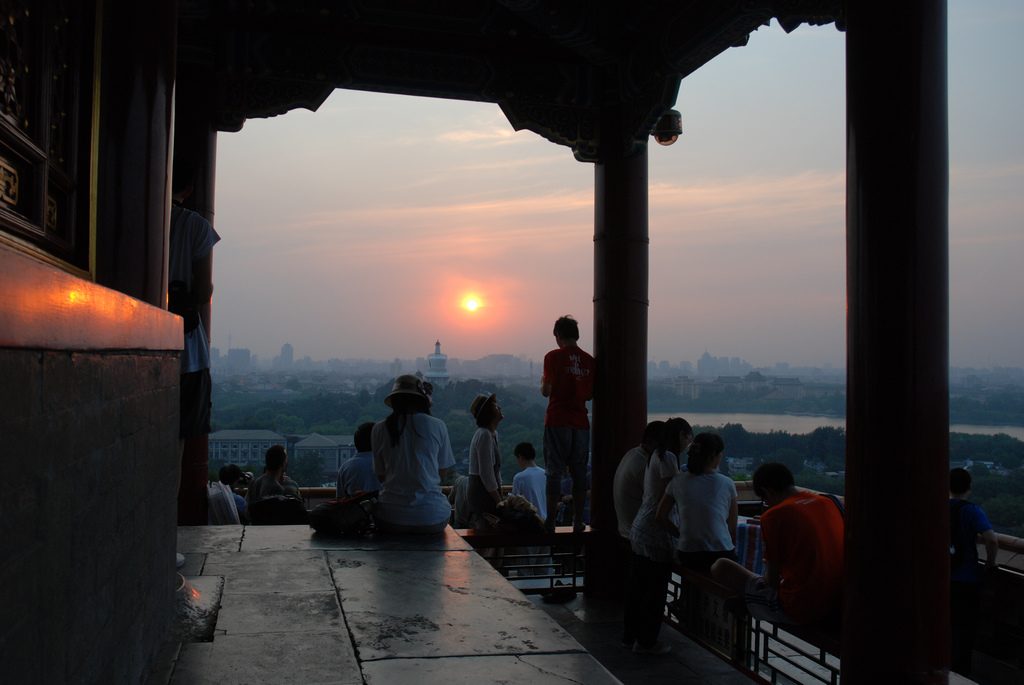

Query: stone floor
left=148, top=525, right=754, bottom=685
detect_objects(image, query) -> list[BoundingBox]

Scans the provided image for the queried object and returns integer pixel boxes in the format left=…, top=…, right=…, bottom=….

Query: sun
left=466, top=299, right=479, bottom=311
left=461, top=294, right=482, bottom=312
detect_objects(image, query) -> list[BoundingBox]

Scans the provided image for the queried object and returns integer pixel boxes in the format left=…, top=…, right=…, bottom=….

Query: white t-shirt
left=468, top=427, right=502, bottom=493
left=613, top=445, right=649, bottom=538
left=629, top=450, right=681, bottom=561
left=371, top=414, right=455, bottom=528
left=169, top=207, right=220, bottom=374
left=665, top=471, right=737, bottom=553
left=512, top=465, right=547, bottom=520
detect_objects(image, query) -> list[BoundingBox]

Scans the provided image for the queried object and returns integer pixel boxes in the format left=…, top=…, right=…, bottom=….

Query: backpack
left=822, top=492, right=844, bottom=517
left=949, top=500, right=971, bottom=571
left=308, top=490, right=378, bottom=535
left=247, top=495, right=309, bottom=525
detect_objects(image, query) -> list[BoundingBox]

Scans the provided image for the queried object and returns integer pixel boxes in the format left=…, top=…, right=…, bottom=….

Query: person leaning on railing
left=626, top=417, right=693, bottom=655
left=949, top=467, right=1000, bottom=678
left=711, top=462, right=844, bottom=626
left=655, top=432, right=739, bottom=572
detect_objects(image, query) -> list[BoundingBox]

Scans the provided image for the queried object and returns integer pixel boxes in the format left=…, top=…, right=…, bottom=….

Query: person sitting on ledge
left=711, top=461, right=844, bottom=625
left=372, top=375, right=455, bottom=534
left=219, top=464, right=253, bottom=522
left=336, top=421, right=381, bottom=498
left=246, top=444, right=301, bottom=503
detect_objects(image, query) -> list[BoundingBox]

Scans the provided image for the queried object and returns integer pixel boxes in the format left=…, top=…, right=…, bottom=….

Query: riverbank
left=648, top=411, right=1024, bottom=441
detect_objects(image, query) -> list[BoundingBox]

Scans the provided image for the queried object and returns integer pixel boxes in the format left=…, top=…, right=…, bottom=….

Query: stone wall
left=0, top=348, right=180, bottom=683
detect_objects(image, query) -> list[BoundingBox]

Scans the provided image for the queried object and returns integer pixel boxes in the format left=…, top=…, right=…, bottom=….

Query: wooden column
left=843, top=2, right=950, bottom=681
left=93, top=0, right=177, bottom=306
left=588, top=108, right=650, bottom=598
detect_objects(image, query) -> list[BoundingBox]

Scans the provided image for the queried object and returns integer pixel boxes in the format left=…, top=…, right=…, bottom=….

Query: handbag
left=308, top=490, right=378, bottom=535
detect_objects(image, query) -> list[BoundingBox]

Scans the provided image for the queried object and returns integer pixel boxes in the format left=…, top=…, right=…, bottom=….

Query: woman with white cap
left=371, top=375, right=455, bottom=534
left=466, top=393, right=505, bottom=528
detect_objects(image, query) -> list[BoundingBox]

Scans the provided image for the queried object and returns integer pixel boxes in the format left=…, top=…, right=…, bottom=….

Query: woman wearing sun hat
left=371, top=374, right=455, bottom=534
left=466, top=393, right=505, bottom=528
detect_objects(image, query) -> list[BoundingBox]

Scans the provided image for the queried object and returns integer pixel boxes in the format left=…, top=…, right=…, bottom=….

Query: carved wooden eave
left=178, top=0, right=843, bottom=162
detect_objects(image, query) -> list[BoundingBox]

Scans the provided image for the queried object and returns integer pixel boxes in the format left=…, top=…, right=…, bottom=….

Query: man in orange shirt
left=711, top=462, right=844, bottom=624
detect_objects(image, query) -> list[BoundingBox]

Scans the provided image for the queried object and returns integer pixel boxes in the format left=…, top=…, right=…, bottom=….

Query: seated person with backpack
left=246, top=445, right=301, bottom=502
left=337, top=421, right=381, bottom=498
left=245, top=445, right=307, bottom=524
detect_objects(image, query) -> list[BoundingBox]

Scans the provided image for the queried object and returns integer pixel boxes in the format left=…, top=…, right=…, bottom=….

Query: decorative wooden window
left=0, top=0, right=94, bottom=271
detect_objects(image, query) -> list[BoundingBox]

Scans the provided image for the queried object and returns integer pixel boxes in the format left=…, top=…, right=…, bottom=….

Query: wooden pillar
left=843, top=2, right=949, bottom=681
left=93, top=0, right=178, bottom=306
left=588, top=107, right=650, bottom=598
left=174, top=63, right=218, bottom=526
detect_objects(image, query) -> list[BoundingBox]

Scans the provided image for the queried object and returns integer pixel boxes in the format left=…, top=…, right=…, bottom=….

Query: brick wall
left=0, top=348, right=180, bottom=684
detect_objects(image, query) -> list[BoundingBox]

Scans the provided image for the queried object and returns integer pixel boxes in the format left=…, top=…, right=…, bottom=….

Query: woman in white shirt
left=656, top=432, right=738, bottom=571
left=626, top=417, right=693, bottom=655
left=371, top=375, right=455, bottom=534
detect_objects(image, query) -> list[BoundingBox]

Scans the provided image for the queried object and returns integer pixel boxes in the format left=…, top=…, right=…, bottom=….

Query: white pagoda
left=424, top=340, right=451, bottom=387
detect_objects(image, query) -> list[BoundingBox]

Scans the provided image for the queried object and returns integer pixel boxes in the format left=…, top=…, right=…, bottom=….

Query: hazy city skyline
left=211, top=2, right=1023, bottom=370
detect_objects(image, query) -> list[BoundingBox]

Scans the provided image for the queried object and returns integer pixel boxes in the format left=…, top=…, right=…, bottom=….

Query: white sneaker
left=633, top=642, right=671, bottom=655
left=176, top=553, right=185, bottom=569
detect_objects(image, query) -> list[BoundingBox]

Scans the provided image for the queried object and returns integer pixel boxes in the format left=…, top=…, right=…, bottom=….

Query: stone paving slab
left=331, top=549, right=581, bottom=660
left=362, top=653, right=621, bottom=685
left=203, top=549, right=335, bottom=594
left=170, top=631, right=360, bottom=685
left=240, top=524, right=471, bottom=552
left=160, top=526, right=627, bottom=685
left=215, top=591, right=344, bottom=635
left=170, top=575, right=224, bottom=643
left=178, top=525, right=244, bottom=552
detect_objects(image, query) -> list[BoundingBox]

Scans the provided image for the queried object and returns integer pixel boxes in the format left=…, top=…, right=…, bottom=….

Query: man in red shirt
left=711, top=462, right=844, bottom=624
left=541, top=315, right=595, bottom=532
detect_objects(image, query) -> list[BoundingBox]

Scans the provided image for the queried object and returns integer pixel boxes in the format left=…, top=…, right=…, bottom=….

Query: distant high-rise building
left=226, top=347, right=251, bottom=373
left=424, top=341, right=451, bottom=387
left=390, top=358, right=402, bottom=378
left=273, top=343, right=294, bottom=370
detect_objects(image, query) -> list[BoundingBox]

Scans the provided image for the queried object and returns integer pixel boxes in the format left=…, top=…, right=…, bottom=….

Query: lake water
left=648, top=412, right=1024, bottom=441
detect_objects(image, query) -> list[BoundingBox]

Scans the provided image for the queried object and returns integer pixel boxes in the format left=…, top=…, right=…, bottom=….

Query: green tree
left=796, top=473, right=845, bottom=496
left=807, top=426, right=846, bottom=471
left=288, top=449, right=327, bottom=487
left=275, top=413, right=305, bottom=434
left=980, top=493, right=1024, bottom=534
left=772, top=448, right=805, bottom=475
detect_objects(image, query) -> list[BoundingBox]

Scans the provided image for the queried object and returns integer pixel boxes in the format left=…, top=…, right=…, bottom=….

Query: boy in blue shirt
left=948, top=467, right=999, bottom=677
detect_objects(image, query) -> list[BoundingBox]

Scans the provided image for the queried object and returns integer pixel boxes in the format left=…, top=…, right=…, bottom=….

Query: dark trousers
left=623, top=551, right=672, bottom=649
left=950, top=580, right=981, bottom=676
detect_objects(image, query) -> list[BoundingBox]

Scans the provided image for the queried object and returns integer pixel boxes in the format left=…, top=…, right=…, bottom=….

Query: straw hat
left=469, top=393, right=497, bottom=419
left=384, top=374, right=433, bottom=407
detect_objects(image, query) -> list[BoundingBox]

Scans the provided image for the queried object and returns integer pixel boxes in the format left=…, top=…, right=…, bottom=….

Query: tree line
left=211, top=379, right=1024, bottom=535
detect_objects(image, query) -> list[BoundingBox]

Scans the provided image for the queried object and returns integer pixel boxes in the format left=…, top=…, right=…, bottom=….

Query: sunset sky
left=211, top=2, right=1023, bottom=371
